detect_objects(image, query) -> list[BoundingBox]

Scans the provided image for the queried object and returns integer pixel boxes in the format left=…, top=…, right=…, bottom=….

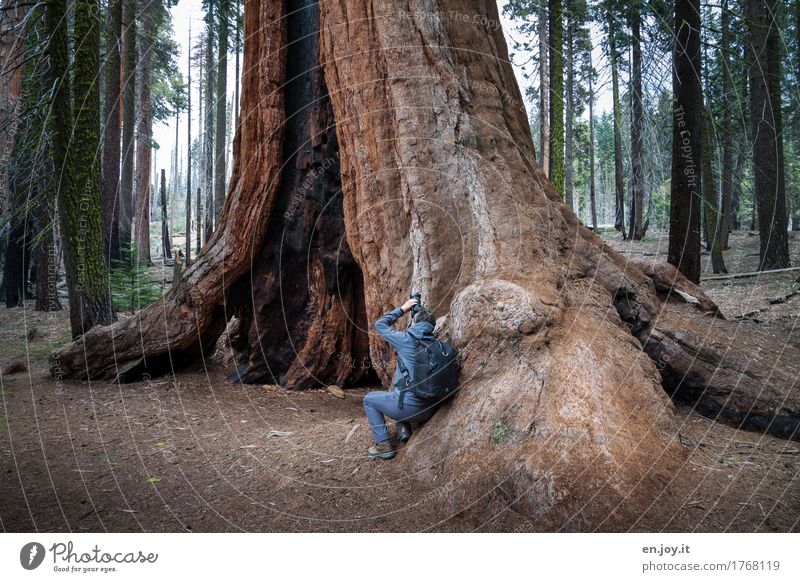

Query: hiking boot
left=397, top=425, right=412, bottom=443
left=368, top=440, right=396, bottom=460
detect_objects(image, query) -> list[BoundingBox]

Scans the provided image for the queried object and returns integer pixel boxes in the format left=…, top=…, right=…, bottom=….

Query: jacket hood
left=408, top=321, right=435, bottom=341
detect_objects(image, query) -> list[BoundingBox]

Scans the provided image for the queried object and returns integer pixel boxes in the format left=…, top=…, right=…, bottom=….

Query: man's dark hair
left=413, top=307, right=436, bottom=326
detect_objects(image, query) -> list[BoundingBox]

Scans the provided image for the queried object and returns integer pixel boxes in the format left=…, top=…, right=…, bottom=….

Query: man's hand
left=400, top=298, right=419, bottom=313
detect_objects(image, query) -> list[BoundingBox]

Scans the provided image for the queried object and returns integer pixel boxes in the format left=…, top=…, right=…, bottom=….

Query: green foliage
left=490, top=419, right=510, bottom=444
left=109, top=243, right=162, bottom=313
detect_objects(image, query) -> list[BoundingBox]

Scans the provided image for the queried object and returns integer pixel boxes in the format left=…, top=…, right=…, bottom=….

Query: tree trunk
left=702, top=107, right=727, bottom=274
left=53, top=0, right=115, bottom=336
left=548, top=0, right=564, bottom=197
left=747, top=0, right=791, bottom=269
left=794, top=0, right=800, bottom=232
left=119, top=0, right=136, bottom=259
left=195, top=186, right=201, bottom=255
left=214, top=0, right=229, bottom=225
left=34, top=202, right=61, bottom=312
left=134, top=0, right=152, bottom=266
left=160, top=169, right=170, bottom=259
left=538, top=0, right=549, bottom=175
left=0, top=0, right=26, bottom=218
left=588, top=50, right=597, bottom=231
left=628, top=4, right=645, bottom=240
left=1, top=0, right=30, bottom=308
left=203, top=7, right=216, bottom=242
left=51, top=0, right=800, bottom=530
left=608, top=9, right=625, bottom=234
left=719, top=0, right=733, bottom=250
left=186, top=26, right=193, bottom=263
left=669, top=0, right=701, bottom=283
left=563, top=7, right=574, bottom=212
left=234, top=0, right=241, bottom=125
left=1, top=197, right=30, bottom=307
left=102, top=0, right=122, bottom=263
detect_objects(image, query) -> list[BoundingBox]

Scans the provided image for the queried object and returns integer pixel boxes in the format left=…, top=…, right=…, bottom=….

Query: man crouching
left=364, top=297, right=438, bottom=459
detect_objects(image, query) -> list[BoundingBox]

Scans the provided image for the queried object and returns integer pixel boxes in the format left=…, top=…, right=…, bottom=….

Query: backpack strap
left=396, top=340, right=417, bottom=410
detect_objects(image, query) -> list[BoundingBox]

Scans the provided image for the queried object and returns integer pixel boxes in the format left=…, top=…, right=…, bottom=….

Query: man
left=364, top=297, right=438, bottom=459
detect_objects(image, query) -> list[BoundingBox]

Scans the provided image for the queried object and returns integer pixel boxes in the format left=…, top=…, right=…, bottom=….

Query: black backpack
left=396, top=338, right=460, bottom=409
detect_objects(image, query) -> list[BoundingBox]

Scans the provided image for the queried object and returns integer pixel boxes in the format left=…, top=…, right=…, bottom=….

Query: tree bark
left=702, top=107, right=727, bottom=273
left=0, top=0, right=26, bottom=218
left=548, top=0, right=564, bottom=197
left=203, top=6, right=216, bottom=243
left=587, top=42, right=597, bottom=232
left=54, top=0, right=115, bottom=336
left=747, top=0, right=791, bottom=269
left=134, top=0, right=152, bottom=266
left=34, top=203, right=61, bottom=312
left=186, top=26, right=193, bottom=263
left=214, top=0, right=229, bottom=225
left=607, top=8, right=625, bottom=234
left=669, top=0, right=702, bottom=283
left=102, top=0, right=122, bottom=263
left=119, top=0, right=136, bottom=259
left=160, top=169, right=170, bottom=259
left=628, top=3, right=645, bottom=240
left=538, top=0, right=549, bottom=175
left=719, top=0, right=733, bottom=250
left=51, top=0, right=800, bottom=529
left=563, top=7, right=574, bottom=211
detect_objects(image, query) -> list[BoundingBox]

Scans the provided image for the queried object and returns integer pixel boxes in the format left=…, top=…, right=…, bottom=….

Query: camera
left=410, top=292, right=422, bottom=315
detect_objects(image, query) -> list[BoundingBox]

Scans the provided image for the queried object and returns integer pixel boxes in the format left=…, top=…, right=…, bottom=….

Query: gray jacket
left=373, top=307, right=435, bottom=404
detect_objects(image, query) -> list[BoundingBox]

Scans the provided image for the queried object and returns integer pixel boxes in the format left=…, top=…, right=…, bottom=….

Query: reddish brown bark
left=0, top=0, right=27, bottom=215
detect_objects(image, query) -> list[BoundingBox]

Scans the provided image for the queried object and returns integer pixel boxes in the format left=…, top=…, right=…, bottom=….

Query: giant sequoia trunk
left=52, top=0, right=800, bottom=529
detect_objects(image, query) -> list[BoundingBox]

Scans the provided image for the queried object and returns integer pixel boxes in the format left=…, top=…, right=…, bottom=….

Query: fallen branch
left=702, top=266, right=800, bottom=281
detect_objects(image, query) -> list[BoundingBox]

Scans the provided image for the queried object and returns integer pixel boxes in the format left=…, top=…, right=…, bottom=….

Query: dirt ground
left=1, top=230, right=798, bottom=532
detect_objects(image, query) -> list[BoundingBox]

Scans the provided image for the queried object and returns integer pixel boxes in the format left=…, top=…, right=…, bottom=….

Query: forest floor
left=0, top=230, right=798, bottom=532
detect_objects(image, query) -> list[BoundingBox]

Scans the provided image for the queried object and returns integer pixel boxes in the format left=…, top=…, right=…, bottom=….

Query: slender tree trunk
left=195, top=186, right=201, bottom=254
left=214, top=0, right=229, bottom=225
left=197, top=38, right=205, bottom=250
left=538, top=0, right=549, bottom=174
left=794, top=0, right=800, bottom=231
left=628, top=4, right=645, bottom=240
left=52, top=0, right=115, bottom=336
left=669, top=0, right=702, bottom=283
left=186, top=27, right=193, bottom=263
left=34, top=208, right=61, bottom=312
left=160, top=169, right=170, bottom=259
left=719, top=0, right=733, bottom=249
left=548, top=0, right=564, bottom=196
left=608, top=10, right=625, bottom=234
left=1, top=199, right=30, bottom=307
left=203, top=8, right=216, bottom=243
left=563, top=7, right=574, bottom=211
left=588, top=48, right=597, bottom=231
left=731, top=136, right=745, bottom=231
left=102, top=0, right=122, bottom=263
left=702, top=107, right=727, bottom=273
left=119, top=0, right=136, bottom=260
left=747, top=0, right=790, bottom=269
left=134, top=0, right=152, bottom=266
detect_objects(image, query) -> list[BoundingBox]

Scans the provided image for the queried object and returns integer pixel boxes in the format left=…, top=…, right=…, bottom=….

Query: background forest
left=1, top=0, right=797, bottom=321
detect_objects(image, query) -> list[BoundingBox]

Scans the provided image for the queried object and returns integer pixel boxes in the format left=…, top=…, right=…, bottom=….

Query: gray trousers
left=363, top=389, right=437, bottom=444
